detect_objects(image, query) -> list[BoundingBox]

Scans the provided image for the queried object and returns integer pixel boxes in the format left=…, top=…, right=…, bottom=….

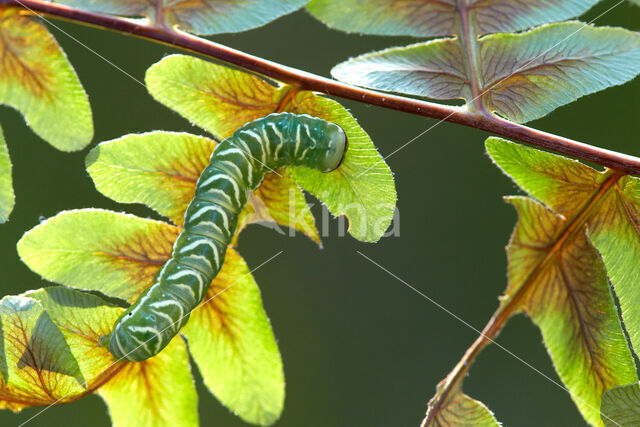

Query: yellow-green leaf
left=487, top=137, right=640, bottom=360
left=427, top=194, right=638, bottom=427
left=506, top=196, right=637, bottom=425
left=19, top=208, right=288, bottom=423
left=86, top=132, right=217, bottom=226
left=85, top=131, right=320, bottom=243
left=601, top=383, right=640, bottom=426
left=424, top=383, right=499, bottom=426
left=97, top=337, right=198, bottom=427
left=146, top=55, right=282, bottom=140
left=0, top=8, right=92, bottom=150
left=183, top=248, right=284, bottom=425
left=146, top=55, right=396, bottom=242
left=0, top=288, right=125, bottom=412
left=0, top=294, right=86, bottom=410
left=24, top=287, right=123, bottom=383
left=586, top=177, right=640, bottom=358
left=0, top=288, right=132, bottom=412
left=287, top=92, right=396, bottom=242
left=17, top=209, right=178, bottom=303
left=234, top=170, right=320, bottom=246
left=0, top=126, right=13, bottom=222
left=55, top=0, right=309, bottom=35
left=29, top=288, right=198, bottom=427
left=488, top=138, right=640, bottom=425
left=486, top=132, right=602, bottom=217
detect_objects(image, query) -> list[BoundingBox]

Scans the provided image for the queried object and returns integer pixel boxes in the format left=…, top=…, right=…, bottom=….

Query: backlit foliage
left=0, top=0, right=639, bottom=426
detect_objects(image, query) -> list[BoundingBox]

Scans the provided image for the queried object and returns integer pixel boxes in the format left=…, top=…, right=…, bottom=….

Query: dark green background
left=1, top=1, right=639, bottom=425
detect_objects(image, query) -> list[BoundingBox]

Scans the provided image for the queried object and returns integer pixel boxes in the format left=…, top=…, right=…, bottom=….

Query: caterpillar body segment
left=105, top=113, right=347, bottom=362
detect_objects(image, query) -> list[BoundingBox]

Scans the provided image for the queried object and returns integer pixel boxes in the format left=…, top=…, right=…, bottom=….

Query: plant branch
left=422, top=169, right=625, bottom=426
left=421, top=299, right=509, bottom=426
left=5, top=0, right=640, bottom=174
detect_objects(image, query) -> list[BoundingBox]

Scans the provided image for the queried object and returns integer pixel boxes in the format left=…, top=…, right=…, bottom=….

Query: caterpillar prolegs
left=104, top=113, right=347, bottom=362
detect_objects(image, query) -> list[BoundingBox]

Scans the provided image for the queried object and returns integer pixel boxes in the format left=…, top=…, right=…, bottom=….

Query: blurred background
left=0, top=1, right=638, bottom=425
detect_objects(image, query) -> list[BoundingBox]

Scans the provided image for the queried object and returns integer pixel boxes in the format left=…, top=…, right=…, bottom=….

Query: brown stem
left=4, top=0, right=640, bottom=174
left=421, top=169, right=625, bottom=426
left=421, top=301, right=510, bottom=427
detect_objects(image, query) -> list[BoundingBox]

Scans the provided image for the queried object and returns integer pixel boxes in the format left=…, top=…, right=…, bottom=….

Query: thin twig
left=3, top=0, right=640, bottom=173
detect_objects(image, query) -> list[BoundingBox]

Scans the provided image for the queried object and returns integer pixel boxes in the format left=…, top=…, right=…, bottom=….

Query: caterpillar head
left=105, top=288, right=180, bottom=362
left=318, top=122, right=347, bottom=173
left=106, top=307, right=159, bottom=362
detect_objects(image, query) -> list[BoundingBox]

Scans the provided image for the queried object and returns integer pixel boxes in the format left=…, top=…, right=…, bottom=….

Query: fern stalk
left=3, top=0, right=640, bottom=174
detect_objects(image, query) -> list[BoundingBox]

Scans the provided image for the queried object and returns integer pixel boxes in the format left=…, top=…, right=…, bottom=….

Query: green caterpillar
left=104, top=113, right=347, bottom=362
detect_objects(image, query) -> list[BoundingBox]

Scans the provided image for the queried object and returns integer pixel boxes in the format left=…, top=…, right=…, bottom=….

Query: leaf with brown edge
left=17, top=209, right=178, bottom=303
left=487, top=136, right=640, bottom=362
left=307, top=0, right=599, bottom=37
left=0, top=7, right=92, bottom=151
left=486, top=131, right=603, bottom=217
left=506, top=196, right=637, bottom=425
left=11, top=288, right=198, bottom=426
left=24, top=287, right=123, bottom=379
left=182, top=248, right=284, bottom=426
left=19, top=211, right=284, bottom=424
left=146, top=54, right=396, bottom=242
left=11, top=262, right=198, bottom=426
left=0, top=126, right=13, bottom=223
left=0, top=294, right=87, bottom=411
left=586, top=176, right=640, bottom=360
left=85, top=131, right=321, bottom=244
left=97, top=337, right=198, bottom=427
left=424, top=382, right=499, bottom=427
left=0, top=287, right=124, bottom=411
left=487, top=138, right=640, bottom=425
left=285, top=92, right=396, bottom=242
left=86, top=132, right=217, bottom=226
left=234, top=169, right=320, bottom=247
left=146, top=55, right=282, bottom=140
left=56, top=0, right=308, bottom=35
